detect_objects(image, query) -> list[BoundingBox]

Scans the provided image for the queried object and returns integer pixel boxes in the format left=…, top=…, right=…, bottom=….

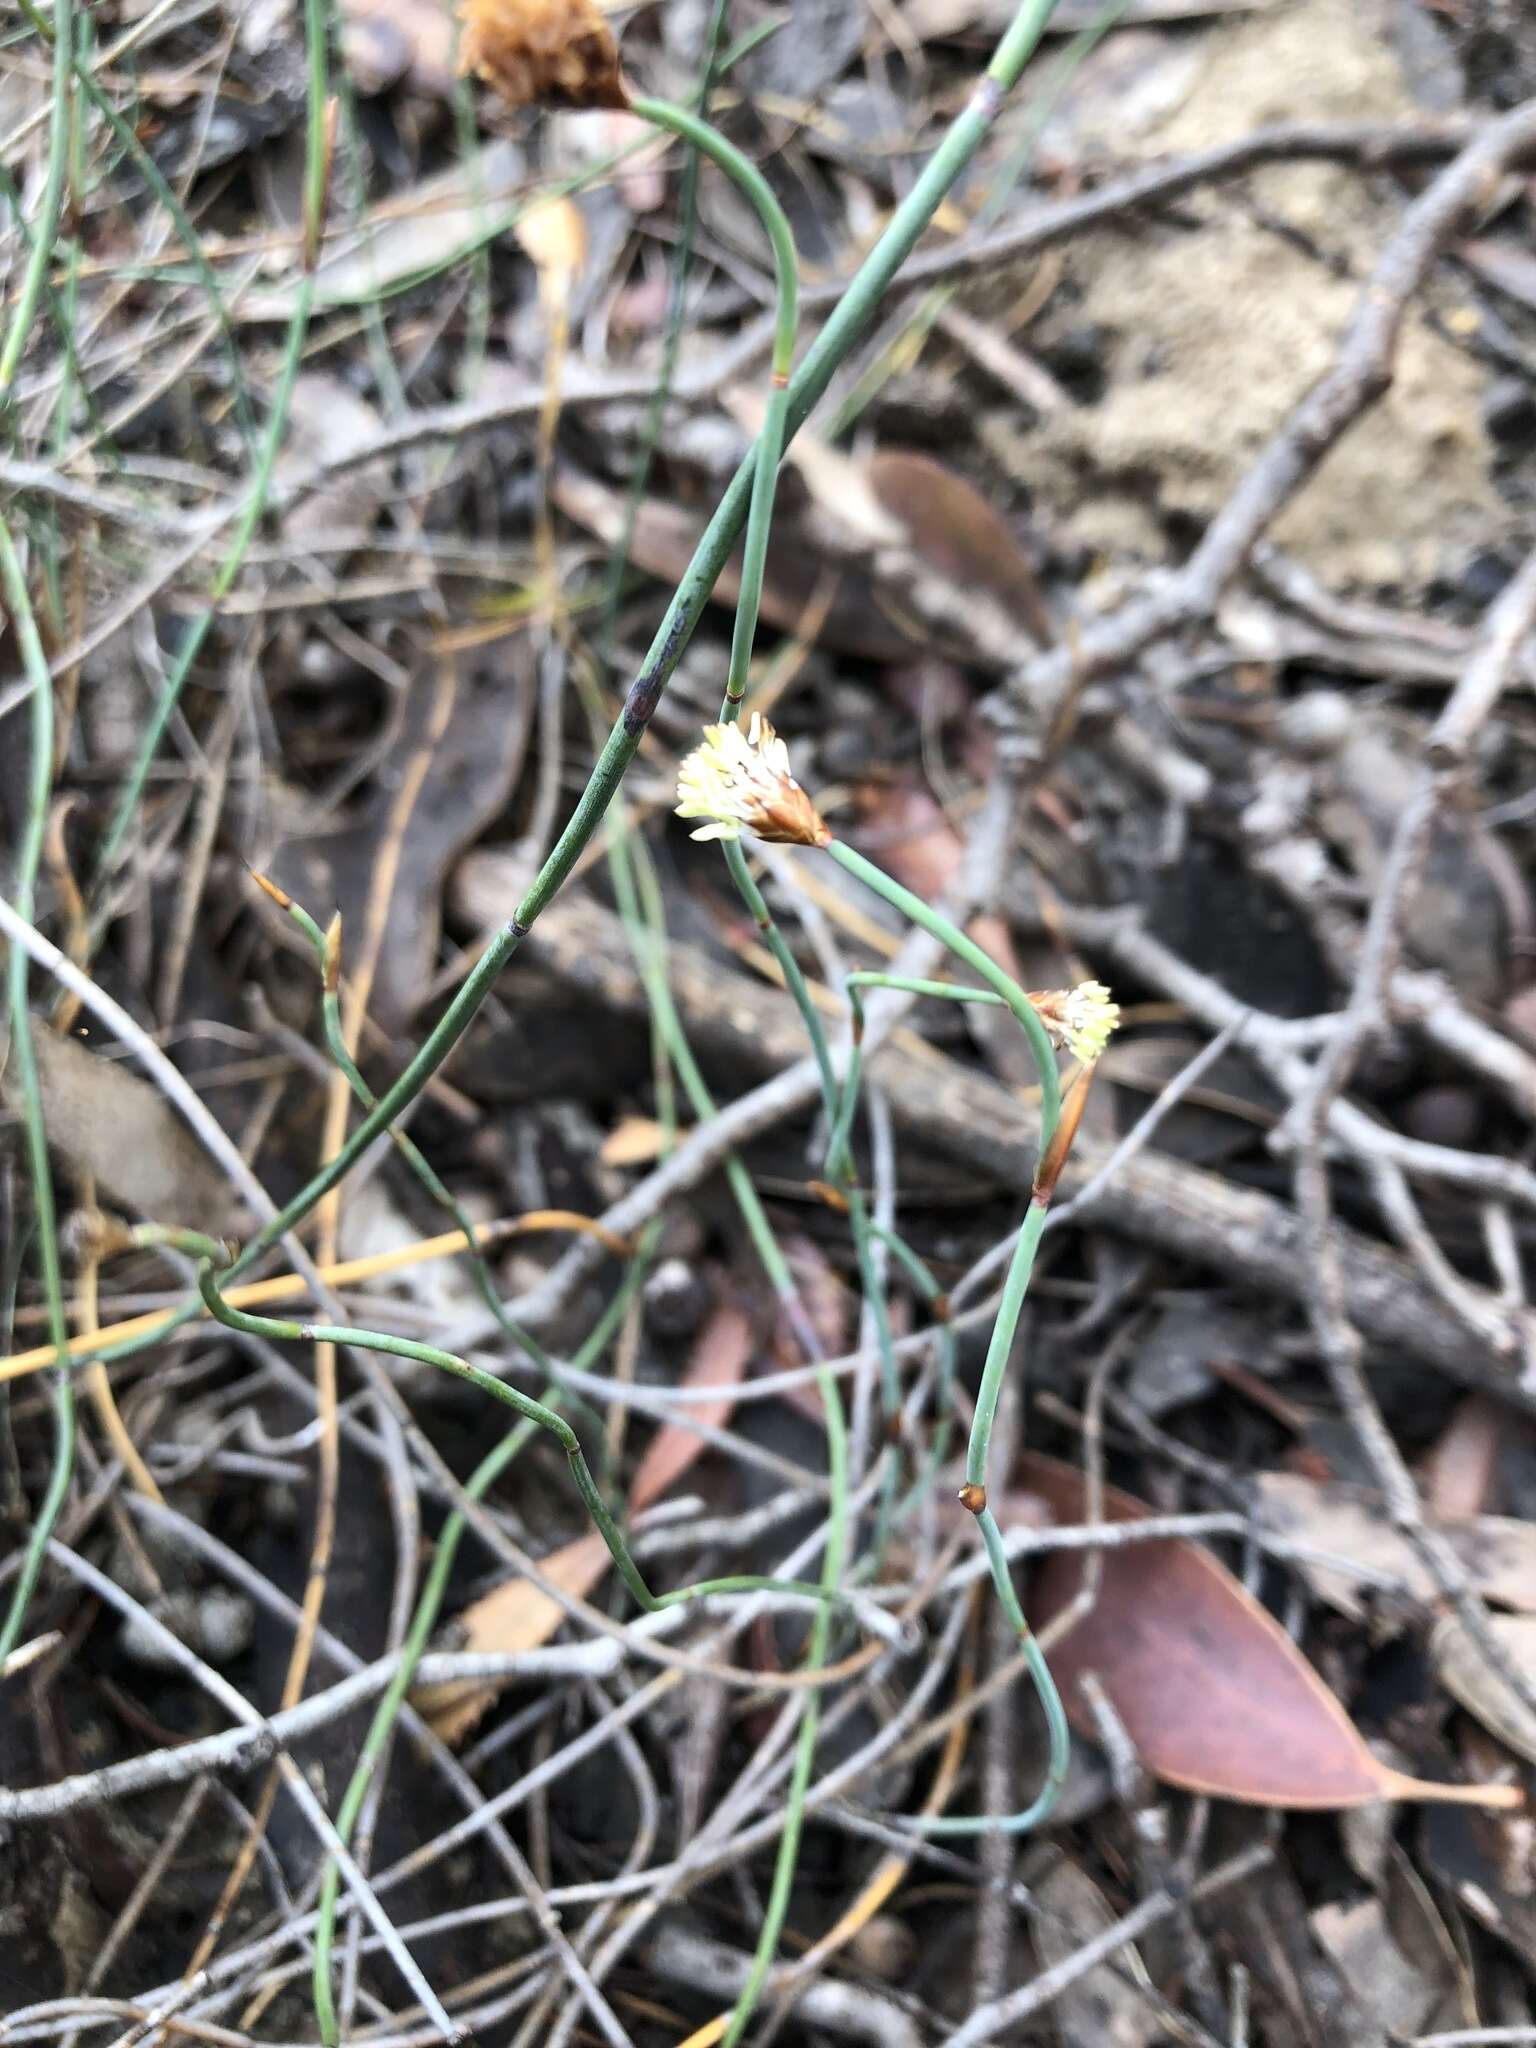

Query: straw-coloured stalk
left=459, top=0, right=631, bottom=110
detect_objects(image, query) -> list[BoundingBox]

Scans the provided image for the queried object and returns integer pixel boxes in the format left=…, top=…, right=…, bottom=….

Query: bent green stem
left=908, top=1503, right=1070, bottom=1834
left=0, top=513, right=73, bottom=1668
left=826, top=840, right=1062, bottom=1153
left=814, top=842, right=1073, bottom=1837
left=0, top=0, right=73, bottom=403
left=67, top=0, right=1063, bottom=1432
left=194, top=1261, right=843, bottom=1624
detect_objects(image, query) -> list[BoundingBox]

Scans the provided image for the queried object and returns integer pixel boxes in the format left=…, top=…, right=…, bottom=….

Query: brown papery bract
left=459, top=0, right=631, bottom=110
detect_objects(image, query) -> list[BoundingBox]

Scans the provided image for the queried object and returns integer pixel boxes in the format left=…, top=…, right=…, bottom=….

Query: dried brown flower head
left=459, top=0, right=630, bottom=111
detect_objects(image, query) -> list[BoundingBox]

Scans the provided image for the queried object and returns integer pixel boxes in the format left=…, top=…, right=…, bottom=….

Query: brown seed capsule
left=1032, top=1059, right=1095, bottom=1205
left=459, top=0, right=631, bottom=111
left=323, top=912, right=343, bottom=996
left=957, top=1481, right=986, bottom=1515
left=248, top=869, right=293, bottom=912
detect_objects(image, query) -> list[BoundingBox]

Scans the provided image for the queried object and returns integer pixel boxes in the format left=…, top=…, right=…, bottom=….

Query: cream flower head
left=675, top=714, right=830, bottom=847
left=1029, top=980, right=1121, bottom=1066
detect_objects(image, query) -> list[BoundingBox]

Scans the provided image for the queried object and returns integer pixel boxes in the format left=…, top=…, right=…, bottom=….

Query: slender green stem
left=815, top=841, right=1074, bottom=1837
left=0, top=159, right=113, bottom=464
left=91, top=0, right=331, bottom=886
left=72, top=66, right=257, bottom=451
left=725, top=845, right=837, bottom=1102
left=311, top=1241, right=656, bottom=2045
left=70, top=0, right=1064, bottom=1388
left=1, top=20, right=74, bottom=1599
left=869, top=1221, right=959, bottom=1520
left=0, top=516, right=73, bottom=1668
left=910, top=1503, right=1070, bottom=1835
left=596, top=0, right=730, bottom=652
left=828, top=0, right=1124, bottom=439
left=720, top=1365, right=847, bottom=2048
left=967, top=1198, right=1047, bottom=1490
left=0, top=0, right=73, bottom=402
left=628, top=97, right=797, bottom=382
left=626, top=93, right=798, bottom=722
left=271, top=890, right=552, bottom=1370
left=827, top=972, right=1004, bottom=1196
left=827, top=840, right=1062, bottom=1148
left=611, top=818, right=854, bottom=2045
left=196, top=1260, right=845, bottom=1618
left=617, top=815, right=798, bottom=1303
left=846, top=973, right=1005, bottom=1006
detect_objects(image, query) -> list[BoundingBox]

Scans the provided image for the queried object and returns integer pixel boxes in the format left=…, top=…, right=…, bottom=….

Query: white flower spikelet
left=674, top=713, right=829, bottom=847
left=1029, top=980, right=1121, bottom=1066
left=1061, top=980, right=1120, bottom=1064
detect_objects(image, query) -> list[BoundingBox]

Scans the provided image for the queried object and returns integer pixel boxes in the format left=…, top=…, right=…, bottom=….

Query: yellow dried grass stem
left=0, top=1211, right=629, bottom=1384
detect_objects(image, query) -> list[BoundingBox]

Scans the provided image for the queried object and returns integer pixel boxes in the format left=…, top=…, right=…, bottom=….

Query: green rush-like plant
left=0, top=0, right=1118, bottom=2034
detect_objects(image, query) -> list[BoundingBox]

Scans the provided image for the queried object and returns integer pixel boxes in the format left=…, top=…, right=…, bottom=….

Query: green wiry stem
left=720, top=1338, right=848, bottom=2048
left=71, top=0, right=1064, bottom=1407
left=195, top=1261, right=842, bottom=1623
left=91, top=0, right=332, bottom=888
left=628, top=785, right=860, bottom=2048
left=268, top=886, right=552, bottom=1371
left=691, top=847, right=869, bottom=2041
left=624, top=91, right=798, bottom=722
left=827, top=841, right=1062, bottom=1152
left=915, top=1503, right=1071, bottom=1835
left=1, top=0, right=76, bottom=1630
left=810, top=848, right=1073, bottom=1835
left=0, top=0, right=73, bottom=404
left=967, top=1198, right=1048, bottom=1492
left=199, top=1229, right=865, bottom=2033
left=869, top=1222, right=959, bottom=1520
left=310, top=1243, right=657, bottom=2046
left=829, top=0, right=1127, bottom=438
left=628, top=96, right=797, bottom=381
left=0, top=513, right=73, bottom=1668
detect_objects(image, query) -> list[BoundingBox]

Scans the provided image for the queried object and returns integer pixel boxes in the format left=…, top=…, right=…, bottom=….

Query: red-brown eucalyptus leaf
left=867, top=449, right=1053, bottom=648
left=1017, top=1452, right=1519, bottom=1811
left=627, top=1299, right=750, bottom=1515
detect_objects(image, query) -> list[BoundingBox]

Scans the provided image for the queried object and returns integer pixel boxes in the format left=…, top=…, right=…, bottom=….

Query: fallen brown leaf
left=1020, top=1452, right=1520, bottom=1810
left=416, top=1531, right=609, bottom=1746
left=1256, top=1471, right=1536, bottom=1628
left=628, top=1299, right=750, bottom=1515
left=4, top=1028, right=236, bottom=1233
left=867, top=449, right=1053, bottom=648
